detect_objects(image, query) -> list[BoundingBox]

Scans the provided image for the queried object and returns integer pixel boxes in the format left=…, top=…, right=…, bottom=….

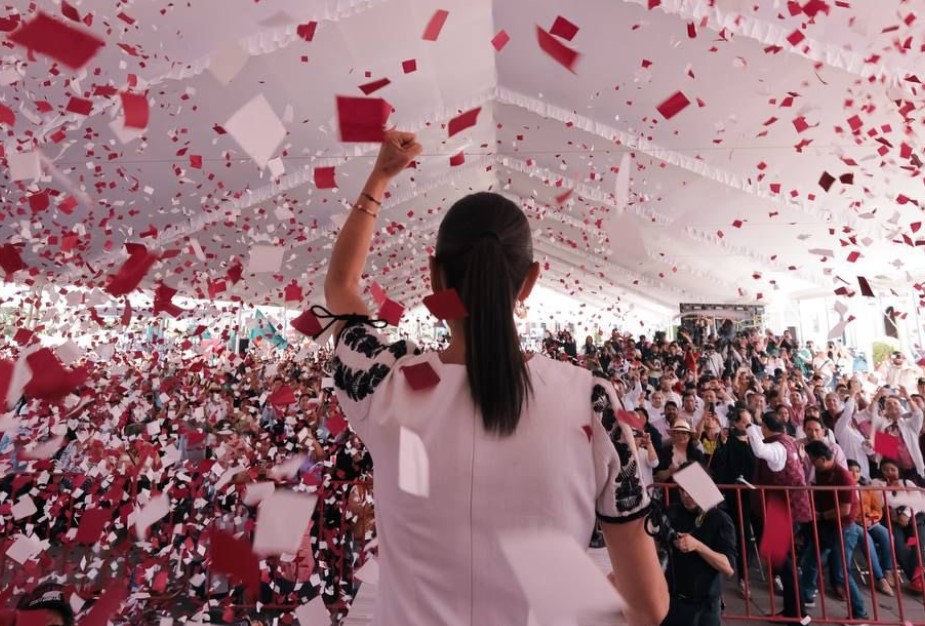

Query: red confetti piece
left=6, top=11, right=104, bottom=70
left=369, top=282, right=387, bottom=306
left=0, top=244, right=26, bottom=276
left=378, top=298, right=405, bottom=326
left=449, top=151, right=465, bottom=166
left=283, top=283, right=302, bottom=302
left=296, top=21, right=317, bottom=41
left=65, top=96, right=93, bottom=116
left=402, top=58, right=417, bottom=73
left=291, top=309, right=323, bottom=337
left=687, top=22, right=697, bottom=38
left=447, top=106, right=481, bottom=137
left=153, top=283, right=184, bottom=318
left=61, top=1, right=81, bottom=22
left=818, top=171, right=835, bottom=191
left=550, top=16, right=579, bottom=41
left=79, top=581, right=128, bottom=626
left=314, top=166, right=337, bottom=189
left=656, top=91, right=690, bottom=120
left=536, top=25, right=580, bottom=72
left=189, top=154, right=203, bottom=169
left=106, top=243, right=158, bottom=297
left=422, top=9, right=449, bottom=41
left=858, top=276, right=874, bottom=297
left=227, top=261, right=243, bottom=284
left=28, top=190, right=49, bottom=212
left=491, top=30, right=510, bottom=51
left=402, top=362, right=441, bottom=390
left=0, top=103, right=14, bottom=126
left=786, top=29, right=805, bottom=46
left=76, top=507, right=110, bottom=544
left=13, top=328, right=33, bottom=346
left=846, top=250, right=860, bottom=263
left=209, top=529, right=260, bottom=597
left=423, top=289, right=468, bottom=320
left=120, top=91, right=148, bottom=129
left=327, top=411, right=348, bottom=438
left=23, top=348, right=88, bottom=401
left=0, top=359, right=13, bottom=411
left=617, top=409, right=645, bottom=432
left=336, top=96, right=391, bottom=143
left=269, top=385, right=297, bottom=407
left=359, top=77, right=391, bottom=95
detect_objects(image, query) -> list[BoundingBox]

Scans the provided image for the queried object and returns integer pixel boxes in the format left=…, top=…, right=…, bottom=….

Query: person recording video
left=658, top=462, right=736, bottom=626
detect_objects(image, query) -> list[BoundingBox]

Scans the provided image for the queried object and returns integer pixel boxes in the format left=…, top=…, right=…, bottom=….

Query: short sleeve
left=591, top=377, right=651, bottom=524
left=331, top=322, right=419, bottom=424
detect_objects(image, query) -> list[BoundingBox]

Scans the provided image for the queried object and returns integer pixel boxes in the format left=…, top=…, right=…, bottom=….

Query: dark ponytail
left=435, top=193, right=533, bottom=436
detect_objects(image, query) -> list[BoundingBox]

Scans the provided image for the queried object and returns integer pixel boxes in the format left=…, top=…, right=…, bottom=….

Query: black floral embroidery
left=592, top=380, right=645, bottom=516
left=340, top=323, right=412, bottom=361
left=332, top=324, right=414, bottom=403
left=340, top=323, right=388, bottom=358
left=333, top=360, right=392, bottom=404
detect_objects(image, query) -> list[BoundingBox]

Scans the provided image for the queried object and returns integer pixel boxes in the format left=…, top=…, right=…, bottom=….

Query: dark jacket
left=665, top=504, right=737, bottom=600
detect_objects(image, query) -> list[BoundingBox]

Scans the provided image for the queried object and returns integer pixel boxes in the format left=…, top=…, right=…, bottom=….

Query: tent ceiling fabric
left=2, top=0, right=924, bottom=318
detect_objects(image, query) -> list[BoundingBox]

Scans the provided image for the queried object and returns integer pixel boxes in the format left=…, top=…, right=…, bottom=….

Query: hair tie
left=479, top=231, right=501, bottom=243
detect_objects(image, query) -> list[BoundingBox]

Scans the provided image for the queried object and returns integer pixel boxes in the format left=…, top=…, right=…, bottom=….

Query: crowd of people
left=0, top=326, right=375, bottom=624
left=1, top=318, right=925, bottom=624
left=546, top=324, right=925, bottom=624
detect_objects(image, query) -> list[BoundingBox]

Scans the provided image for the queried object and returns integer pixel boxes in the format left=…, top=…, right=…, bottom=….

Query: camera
left=644, top=489, right=679, bottom=546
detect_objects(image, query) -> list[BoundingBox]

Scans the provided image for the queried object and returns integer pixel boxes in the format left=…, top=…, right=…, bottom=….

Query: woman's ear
left=429, top=256, right=444, bottom=292
left=517, top=261, right=541, bottom=301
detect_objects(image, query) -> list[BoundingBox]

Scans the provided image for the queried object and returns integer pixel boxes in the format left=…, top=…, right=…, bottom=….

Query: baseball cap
left=19, top=585, right=74, bottom=625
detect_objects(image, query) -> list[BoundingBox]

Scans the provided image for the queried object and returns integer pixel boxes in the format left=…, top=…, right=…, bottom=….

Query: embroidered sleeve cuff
left=596, top=503, right=652, bottom=525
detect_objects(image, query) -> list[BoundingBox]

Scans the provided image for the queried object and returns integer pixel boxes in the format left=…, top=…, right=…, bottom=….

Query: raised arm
left=745, top=425, right=786, bottom=471
left=324, top=131, right=423, bottom=318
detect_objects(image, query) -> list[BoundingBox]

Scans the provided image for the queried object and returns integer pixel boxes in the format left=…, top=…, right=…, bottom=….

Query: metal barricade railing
left=655, top=482, right=925, bottom=625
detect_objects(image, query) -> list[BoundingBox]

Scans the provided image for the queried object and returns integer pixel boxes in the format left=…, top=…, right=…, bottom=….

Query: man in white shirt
left=870, top=391, right=925, bottom=481
left=700, top=388, right=729, bottom=428
left=832, top=385, right=874, bottom=480
left=878, top=352, right=921, bottom=392
left=745, top=412, right=811, bottom=622
left=646, top=390, right=669, bottom=438
left=658, top=374, right=682, bottom=407
left=679, top=391, right=702, bottom=428
left=700, top=344, right=725, bottom=379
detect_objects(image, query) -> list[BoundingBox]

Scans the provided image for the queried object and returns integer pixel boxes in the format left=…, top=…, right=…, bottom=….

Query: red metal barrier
left=656, top=482, right=925, bottom=625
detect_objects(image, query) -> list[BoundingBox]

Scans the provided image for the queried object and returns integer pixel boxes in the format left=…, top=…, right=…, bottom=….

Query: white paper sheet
left=498, top=529, right=624, bottom=625
left=225, top=93, right=286, bottom=169
left=252, top=491, right=317, bottom=556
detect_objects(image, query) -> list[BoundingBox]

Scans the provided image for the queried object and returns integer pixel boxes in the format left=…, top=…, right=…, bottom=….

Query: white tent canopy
left=2, top=0, right=924, bottom=322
